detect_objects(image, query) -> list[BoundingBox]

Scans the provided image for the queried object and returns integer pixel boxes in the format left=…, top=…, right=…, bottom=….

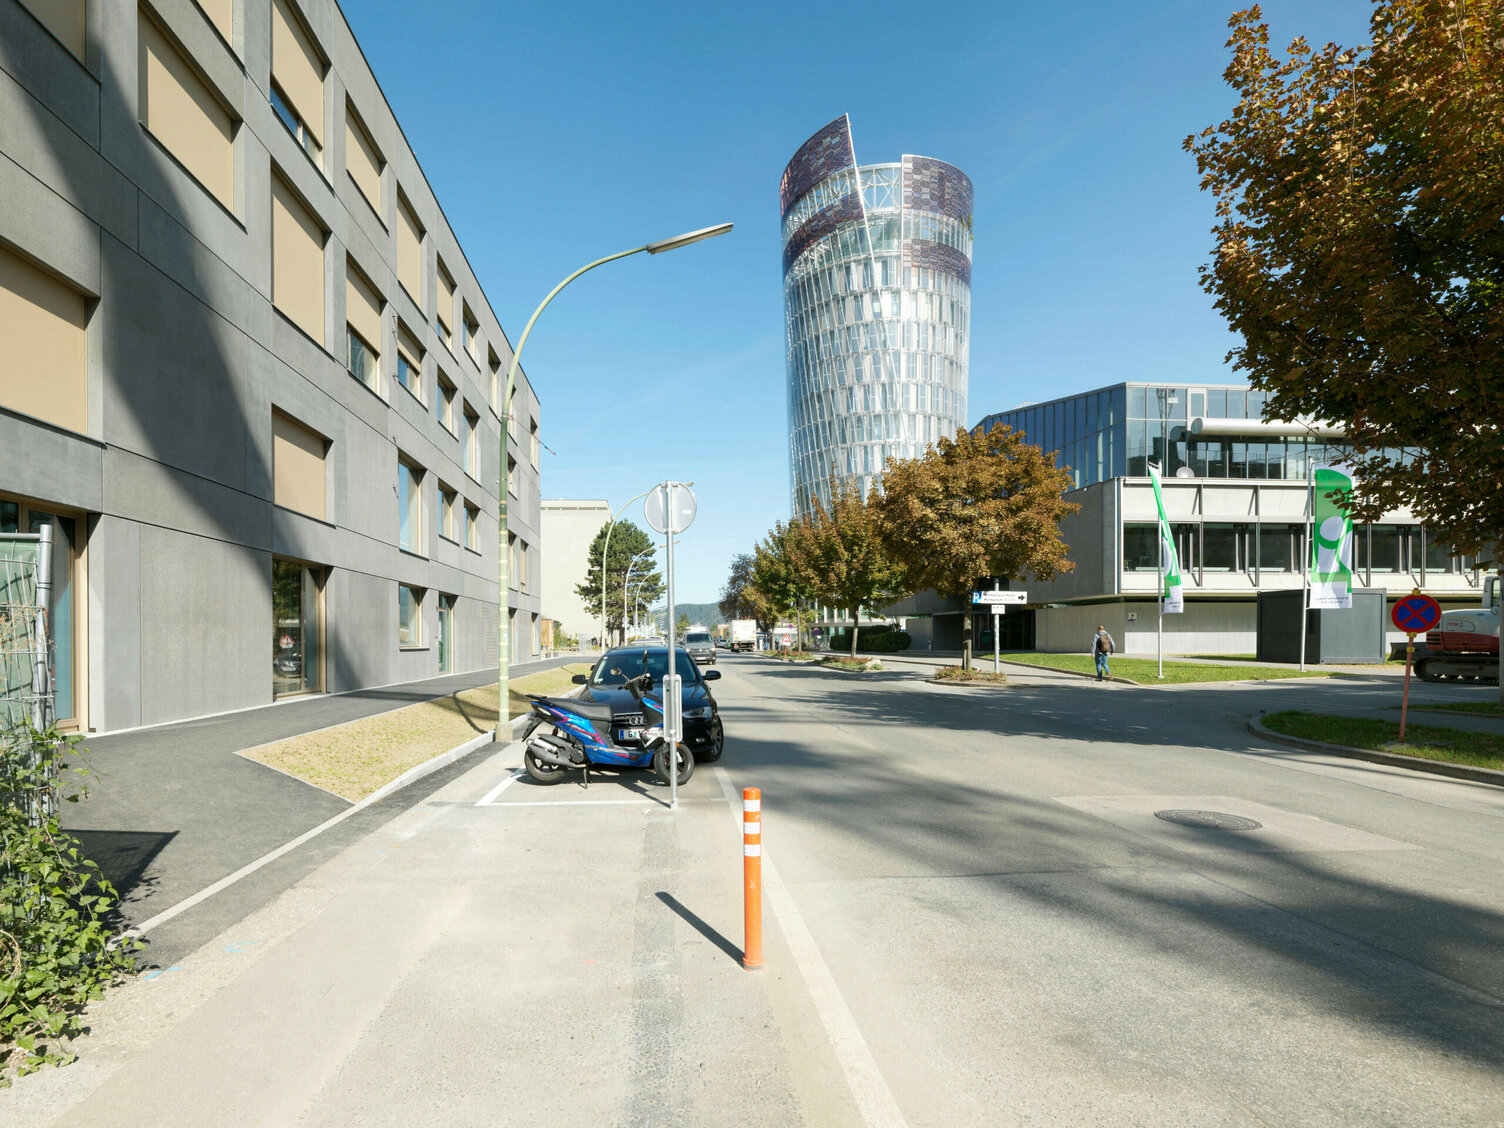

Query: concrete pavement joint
left=712, top=765, right=909, bottom=1128
left=1247, top=717, right=1504, bottom=790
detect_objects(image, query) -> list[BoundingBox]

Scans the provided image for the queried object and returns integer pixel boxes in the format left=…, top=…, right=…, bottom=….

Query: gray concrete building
left=0, top=0, right=541, bottom=731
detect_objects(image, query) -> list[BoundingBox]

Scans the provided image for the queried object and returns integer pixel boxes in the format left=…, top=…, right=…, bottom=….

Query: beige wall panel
left=138, top=14, right=235, bottom=209
left=271, top=0, right=323, bottom=143
left=19, top=0, right=85, bottom=60
left=397, top=197, right=422, bottom=301
left=0, top=245, right=87, bottom=433
left=345, top=266, right=382, bottom=350
left=272, top=411, right=326, bottom=519
left=197, top=0, right=233, bottom=43
left=271, top=176, right=324, bottom=341
left=345, top=110, right=382, bottom=212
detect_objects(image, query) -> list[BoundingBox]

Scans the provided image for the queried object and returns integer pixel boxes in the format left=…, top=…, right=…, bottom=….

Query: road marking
left=712, top=766, right=908, bottom=1128
left=474, top=767, right=526, bottom=807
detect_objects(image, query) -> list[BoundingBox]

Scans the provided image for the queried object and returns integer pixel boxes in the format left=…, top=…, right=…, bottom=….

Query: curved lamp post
left=599, top=487, right=658, bottom=649
left=495, top=223, right=732, bottom=740
left=622, top=547, right=653, bottom=639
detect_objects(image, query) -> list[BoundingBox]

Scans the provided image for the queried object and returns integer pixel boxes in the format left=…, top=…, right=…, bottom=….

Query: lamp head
left=646, top=223, right=734, bottom=255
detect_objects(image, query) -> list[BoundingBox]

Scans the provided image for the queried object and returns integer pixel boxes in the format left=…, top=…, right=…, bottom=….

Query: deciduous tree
left=873, top=424, right=1079, bottom=669
left=749, top=517, right=820, bottom=649
left=797, top=482, right=907, bottom=655
left=575, top=521, right=663, bottom=646
left=1184, top=2, right=1504, bottom=555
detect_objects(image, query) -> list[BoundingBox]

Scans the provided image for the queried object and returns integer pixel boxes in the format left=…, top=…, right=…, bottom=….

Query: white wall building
left=541, top=499, right=611, bottom=645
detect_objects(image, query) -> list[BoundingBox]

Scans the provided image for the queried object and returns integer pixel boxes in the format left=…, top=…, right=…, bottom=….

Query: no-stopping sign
left=1390, top=593, right=1441, bottom=636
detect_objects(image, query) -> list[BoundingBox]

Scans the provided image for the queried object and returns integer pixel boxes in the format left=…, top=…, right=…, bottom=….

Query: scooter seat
left=530, top=694, right=615, bottom=722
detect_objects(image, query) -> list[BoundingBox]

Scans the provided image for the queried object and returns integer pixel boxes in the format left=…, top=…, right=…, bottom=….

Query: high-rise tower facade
left=781, top=115, right=972, bottom=517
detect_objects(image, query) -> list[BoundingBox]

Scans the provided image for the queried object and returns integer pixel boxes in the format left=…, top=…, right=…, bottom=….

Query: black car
left=572, top=645, right=724, bottom=762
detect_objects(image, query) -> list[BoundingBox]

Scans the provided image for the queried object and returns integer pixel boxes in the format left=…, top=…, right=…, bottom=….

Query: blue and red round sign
left=1391, top=593, right=1441, bottom=635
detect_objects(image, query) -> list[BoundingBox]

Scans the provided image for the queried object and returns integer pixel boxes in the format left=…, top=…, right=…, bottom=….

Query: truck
left=1416, top=572, right=1499, bottom=684
left=730, top=619, right=757, bottom=652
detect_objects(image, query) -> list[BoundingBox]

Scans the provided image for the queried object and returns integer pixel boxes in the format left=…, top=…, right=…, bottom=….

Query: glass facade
left=975, top=382, right=1418, bottom=490
left=782, top=116, right=972, bottom=517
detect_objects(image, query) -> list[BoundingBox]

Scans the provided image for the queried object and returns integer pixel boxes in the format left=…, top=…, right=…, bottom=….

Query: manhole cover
left=1153, top=809, right=1263, bottom=831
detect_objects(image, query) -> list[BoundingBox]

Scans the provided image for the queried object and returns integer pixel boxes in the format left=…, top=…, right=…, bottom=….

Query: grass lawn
left=1000, top=652, right=1333, bottom=685
left=242, top=663, right=592, bottom=801
left=1262, top=710, right=1504, bottom=771
left=1406, top=701, right=1504, bottom=718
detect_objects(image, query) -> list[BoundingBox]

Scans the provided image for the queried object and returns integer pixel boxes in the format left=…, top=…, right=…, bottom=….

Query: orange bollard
left=742, top=787, right=763, bottom=970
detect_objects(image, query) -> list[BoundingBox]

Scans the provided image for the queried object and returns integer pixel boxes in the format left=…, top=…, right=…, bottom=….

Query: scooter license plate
left=617, top=727, right=643, bottom=742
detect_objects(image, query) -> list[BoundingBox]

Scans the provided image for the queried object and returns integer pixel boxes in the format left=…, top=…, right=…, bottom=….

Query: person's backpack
left=1095, top=633, right=1110, bottom=654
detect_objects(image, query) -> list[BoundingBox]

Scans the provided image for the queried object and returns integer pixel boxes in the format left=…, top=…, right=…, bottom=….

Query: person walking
left=1091, top=625, right=1115, bottom=681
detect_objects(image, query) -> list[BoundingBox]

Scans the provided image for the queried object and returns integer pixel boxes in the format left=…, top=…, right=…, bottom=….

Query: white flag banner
left=1149, top=465, right=1183, bottom=614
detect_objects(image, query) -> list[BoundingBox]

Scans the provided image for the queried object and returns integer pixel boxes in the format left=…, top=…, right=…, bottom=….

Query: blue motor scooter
left=519, top=670, right=693, bottom=788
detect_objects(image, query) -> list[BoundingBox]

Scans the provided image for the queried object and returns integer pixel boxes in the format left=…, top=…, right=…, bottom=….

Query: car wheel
left=695, top=716, right=724, bottom=763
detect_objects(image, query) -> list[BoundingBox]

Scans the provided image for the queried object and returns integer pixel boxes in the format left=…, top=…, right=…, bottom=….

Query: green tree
left=873, top=424, right=1079, bottom=669
left=798, top=482, right=907, bottom=655
left=1184, top=2, right=1504, bottom=556
left=721, top=552, right=778, bottom=633
left=749, top=517, right=820, bottom=648
left=574, top=521, right=663, bottom=646
left=675, top=613, right=691, bottom=639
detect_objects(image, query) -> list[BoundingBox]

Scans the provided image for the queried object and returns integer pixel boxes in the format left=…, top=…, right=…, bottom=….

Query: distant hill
left=650, top=602, right=725, bottom=630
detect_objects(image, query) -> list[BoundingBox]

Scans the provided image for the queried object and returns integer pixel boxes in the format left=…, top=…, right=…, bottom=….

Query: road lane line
left=475, top=767, right=527, bottom=806
left=712, top=765, right=908, bottom=1128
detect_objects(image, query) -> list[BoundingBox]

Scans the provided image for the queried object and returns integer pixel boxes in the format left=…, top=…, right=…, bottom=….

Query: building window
left=437, top=373, right=456, bottom=433
left=0, top=243, right=87, bottom=434
left=463, top=406, right=480, bottom=479
left=272, top=410, right=327, bottom=519
left=397, top=192, right=423, bottom=303
left=345, top=265, right=383, bottom=392
left=1368, top=524, right=1405, bottom=572
left=509, top=534, right=528, bottom=592
left=1122, top=524, right=1158, bottom=572
left=344, top=103, right=383, bottom=215
left=19, top=0, right=86, bottom=60
left=198, top=0, right=233, bottom=44
left=437, top=593, right=455, bottom=672
left=397, top=457, right=424, bottom=554
left=488, top=350, right=501, bottom=411
left=273, top=558, right=322, bottom=696
left=529, top=417, right=540, bottom=469
left=436, top=259, right=454, bottom=349
left=1, top=496, right=81, bottom=727
left=439, top=483, right=457, bottom=541
left=1202, top=523, right=1241, bottom=573
left=464, top=504, right=479, bottom=551
left=395, top=324, right=422, bottom=400
left=462, top=306, right=479, bottom=359
left=270, top=0, right=324, bottom=165
left=138, top=11, right=237, bottom=210
left=507, top=454, right=517, bottom=496
left=398, top=584, right=423, bottom=647
left=1257, top=524, right=1298, bottom=573
left=271, top=174, right=325, bottom=341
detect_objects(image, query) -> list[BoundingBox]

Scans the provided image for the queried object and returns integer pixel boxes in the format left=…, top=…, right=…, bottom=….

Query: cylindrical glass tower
left=782, top=115, right=972, bottom=518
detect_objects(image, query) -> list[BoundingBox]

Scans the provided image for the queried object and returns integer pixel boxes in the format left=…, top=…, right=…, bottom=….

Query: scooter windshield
left=591, top=649, right=698, bottom=686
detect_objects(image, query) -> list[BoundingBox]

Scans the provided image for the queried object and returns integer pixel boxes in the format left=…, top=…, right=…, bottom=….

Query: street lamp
left=600, top=487, right=658, bottom=649
left=623, top=547, right=653, bottom=639
left=494, top=223, right=732, bottom=741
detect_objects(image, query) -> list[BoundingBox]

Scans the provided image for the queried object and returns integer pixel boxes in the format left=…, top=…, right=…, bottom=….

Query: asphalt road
left=14, top=653, right=1504, bottom=1126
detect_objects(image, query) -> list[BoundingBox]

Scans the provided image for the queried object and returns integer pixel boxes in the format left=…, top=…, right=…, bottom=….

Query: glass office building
left=782, top=116, right=972, bottom=517
left=973, top=382, right=1394, bottom=489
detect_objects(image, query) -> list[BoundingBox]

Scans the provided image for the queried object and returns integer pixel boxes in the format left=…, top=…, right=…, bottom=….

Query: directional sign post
left=972, top=588, right=1027, bottom=673
left=1390, top=590, right=1441, bottom=741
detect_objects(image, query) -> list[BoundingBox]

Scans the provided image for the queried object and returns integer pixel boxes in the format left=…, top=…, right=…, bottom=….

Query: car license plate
left=617, top=727, right=643, bottom=742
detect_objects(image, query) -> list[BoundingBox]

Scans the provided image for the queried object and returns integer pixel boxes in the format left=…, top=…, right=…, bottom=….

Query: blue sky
left=347, top=0, right=1374, bottom=604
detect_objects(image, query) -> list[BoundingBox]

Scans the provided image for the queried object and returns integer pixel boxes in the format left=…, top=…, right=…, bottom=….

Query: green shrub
left=827, top=626, right=911, bottom=653
left=1, top=725, right=137, bottom=1083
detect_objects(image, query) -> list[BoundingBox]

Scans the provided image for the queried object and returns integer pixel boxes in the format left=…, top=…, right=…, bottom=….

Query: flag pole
left=1299, top=457, right=1313, bottom=672
left=1153, top=461, right=1164, bottom=678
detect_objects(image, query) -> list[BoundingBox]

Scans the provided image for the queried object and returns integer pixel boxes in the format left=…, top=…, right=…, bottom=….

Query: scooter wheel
left=653, top=742, right=694, bottom=787
left=524, top=748, right=569, bottom=784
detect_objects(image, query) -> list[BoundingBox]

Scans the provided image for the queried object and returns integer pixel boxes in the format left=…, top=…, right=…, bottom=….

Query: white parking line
left=711, top=766, right=908, bottom=1128
left=474, top=767, right=526, bottom=807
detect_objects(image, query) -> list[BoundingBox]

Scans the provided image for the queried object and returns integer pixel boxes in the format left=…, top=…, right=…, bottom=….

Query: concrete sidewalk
left=63, top=656, right=592, bottom=967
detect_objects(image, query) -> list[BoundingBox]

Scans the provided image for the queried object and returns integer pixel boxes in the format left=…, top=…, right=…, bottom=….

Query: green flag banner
left=1149, top=465, right=1183, bottom=614
left=1309, top=464, right=1355, bottom=610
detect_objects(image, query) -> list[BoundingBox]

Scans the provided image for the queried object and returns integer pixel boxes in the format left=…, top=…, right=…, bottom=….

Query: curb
left=925, top=677, right=1009, bottom=687
left=1246, top=717, right=1504, bottom=789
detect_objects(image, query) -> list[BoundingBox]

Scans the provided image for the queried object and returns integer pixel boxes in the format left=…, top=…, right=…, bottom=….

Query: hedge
left=827, top=626, right=911, bottom=653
